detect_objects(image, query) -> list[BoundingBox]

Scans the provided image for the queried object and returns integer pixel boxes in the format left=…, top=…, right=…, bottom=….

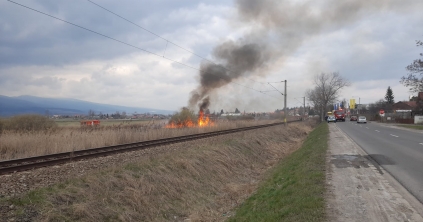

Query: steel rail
left=0, top=120, right=300, bottom=175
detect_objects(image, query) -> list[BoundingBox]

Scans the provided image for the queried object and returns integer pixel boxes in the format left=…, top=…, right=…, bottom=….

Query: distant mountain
left=0, top=95, right=175, bottom=117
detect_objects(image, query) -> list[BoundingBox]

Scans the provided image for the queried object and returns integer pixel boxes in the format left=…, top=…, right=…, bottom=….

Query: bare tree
left=306, top=72, right=350, bottom=121
left=307, top=88, right=325, bottom=119
left=341, top=98, right=347, bottom=109
left=88, top=109, right=95, bottom=118
left=400, top=40, right=423, bottom=92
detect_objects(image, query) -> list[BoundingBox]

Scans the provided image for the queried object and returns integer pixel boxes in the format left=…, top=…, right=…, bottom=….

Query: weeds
left=1, top=122, right=314, bottom=221
left=0, top=119, right=277, bottom=160
left=1, top=115, right=57, bottom=132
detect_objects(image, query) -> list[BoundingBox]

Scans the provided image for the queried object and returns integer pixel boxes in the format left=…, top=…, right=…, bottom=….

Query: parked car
left=357, top=116, right=367, bottom=124
left=350, top=115, right=357, bottom=121
left=327, top=115, right=336, bottom=123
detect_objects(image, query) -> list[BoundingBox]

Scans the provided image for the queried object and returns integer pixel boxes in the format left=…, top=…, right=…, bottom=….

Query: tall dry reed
left=0, top=119, right=277, bottom=161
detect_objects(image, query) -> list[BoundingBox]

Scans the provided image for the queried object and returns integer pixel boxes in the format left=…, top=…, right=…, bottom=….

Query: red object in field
left=80, top=120, right=100, bottom=126
left=379, top=109, right=385, bottom=115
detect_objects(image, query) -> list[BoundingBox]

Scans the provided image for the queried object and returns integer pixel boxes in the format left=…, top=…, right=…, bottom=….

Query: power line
left=260, top=93, right=280, bottom=99
left=293, top=97, right=305, bottom=106
left=86, top=0, right=209, bottom=62
left=86, top=0, right=267, bottom=85
left=7, top=0, right=274, bottom=97
left=267, top=81, right=285, bottom=83
left=6, top=1, right=188, bottom=68
left=259, top=90, right=278, bottom=93
left=267, top=83, right=284, bottom=95
left=266, top=80, right=286, bottom=94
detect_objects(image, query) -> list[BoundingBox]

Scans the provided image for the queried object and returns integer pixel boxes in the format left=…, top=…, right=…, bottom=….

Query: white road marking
left=390, top=134, right=399, bottom=138
left=375, top=130, right=380, bottom=132
left=366, top=127, right=369, bottom=129
left=419, top=143, right=423, bottom=146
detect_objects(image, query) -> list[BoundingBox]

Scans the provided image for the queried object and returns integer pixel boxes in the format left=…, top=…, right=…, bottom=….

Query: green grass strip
left=396, top=125, right=423, bottom=130
left=228, top=123, right=329, bottom=222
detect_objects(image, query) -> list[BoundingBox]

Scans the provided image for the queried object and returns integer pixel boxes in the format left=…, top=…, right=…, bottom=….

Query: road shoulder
left=326, top=123, right=423, bottom=221
left=371, top=121, right=423, bottom=134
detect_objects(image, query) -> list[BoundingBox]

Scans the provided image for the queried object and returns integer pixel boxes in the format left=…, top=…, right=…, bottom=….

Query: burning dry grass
left=165, top=108, right=214, bottom=128
left=0, top=119, right=277, bottom=161
left=3, top=122, right=315, bottom=221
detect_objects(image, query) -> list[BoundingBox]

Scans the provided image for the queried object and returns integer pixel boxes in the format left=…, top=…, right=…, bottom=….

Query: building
left=80, top=120, right=100, bottom=126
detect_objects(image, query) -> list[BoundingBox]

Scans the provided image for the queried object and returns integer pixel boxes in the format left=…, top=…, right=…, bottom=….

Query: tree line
left=306, top=39, right=423, bottom=120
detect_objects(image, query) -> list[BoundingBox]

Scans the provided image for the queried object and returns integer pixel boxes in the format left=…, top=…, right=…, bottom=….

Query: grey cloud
left=1, top=0, right=423, bottom=111
left=0, top=72, right=64, bottom=91
left=0, top=0, right=226, bottom=68
left=91, top=65, right=127, bottom=86
left=31, top=76, right=64, bottom=88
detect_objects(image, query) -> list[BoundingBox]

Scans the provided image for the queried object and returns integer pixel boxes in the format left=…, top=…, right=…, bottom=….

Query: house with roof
left=392, top=92, right=423, bottom=118
left=410, top=92, right=423, bottom=114
left=409, top=92, right=423, bottom=102
left=392, top=101, right=416, bottom=112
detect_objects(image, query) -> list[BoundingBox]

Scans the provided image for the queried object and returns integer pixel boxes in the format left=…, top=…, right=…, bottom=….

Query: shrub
left=0, top=118, right=4, bottom=134
left=168, top=108, right=197, bottom=127
left=4, top=114, right=57, bottom=132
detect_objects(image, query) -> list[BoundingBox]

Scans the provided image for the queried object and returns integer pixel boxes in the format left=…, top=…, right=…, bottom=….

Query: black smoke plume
left=189, top=0, right=408, bottom=111
left=189, top=41, right=270, bottom=110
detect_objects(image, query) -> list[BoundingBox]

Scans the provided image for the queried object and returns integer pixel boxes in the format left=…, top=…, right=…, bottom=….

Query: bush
left=168, top=108, right=197, bottom=126
left=0, top=118, right=4, bottom=134
left=3, top=114, right=57, bottom=132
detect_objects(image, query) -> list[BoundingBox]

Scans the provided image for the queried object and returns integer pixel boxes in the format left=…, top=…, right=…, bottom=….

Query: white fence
left=415, top=115, right=423, bottom=124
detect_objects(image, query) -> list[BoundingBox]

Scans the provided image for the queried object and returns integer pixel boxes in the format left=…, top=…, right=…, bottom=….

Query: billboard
left=349, top=99, right=356, bottom=109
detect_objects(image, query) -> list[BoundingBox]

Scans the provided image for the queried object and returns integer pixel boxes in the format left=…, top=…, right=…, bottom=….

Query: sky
left=1, top=0, right=422, bottom=113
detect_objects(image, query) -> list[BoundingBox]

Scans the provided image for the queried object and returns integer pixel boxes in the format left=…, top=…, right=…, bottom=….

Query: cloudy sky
left=1, top=0, right=422, bottom=112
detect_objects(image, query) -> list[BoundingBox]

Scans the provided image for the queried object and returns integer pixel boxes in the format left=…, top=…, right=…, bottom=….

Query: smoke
left=188, top=0, right=403, bottom=111
left=189, top=40, right=271, bottom=110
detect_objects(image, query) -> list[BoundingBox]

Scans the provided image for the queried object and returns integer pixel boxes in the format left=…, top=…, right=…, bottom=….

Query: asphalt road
left=334, top=120, right=423, bottom=203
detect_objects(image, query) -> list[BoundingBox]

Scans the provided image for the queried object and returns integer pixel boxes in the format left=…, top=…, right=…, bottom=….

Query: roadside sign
left=379, top=109, right=385, bottom=115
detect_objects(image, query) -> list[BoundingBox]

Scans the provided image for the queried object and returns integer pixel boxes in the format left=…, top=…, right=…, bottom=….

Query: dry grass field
left=0, top=119, right=277, bottom=161
left=54, top=119, right=160, bottom=127
left=1, top=121, right=317, bottom=221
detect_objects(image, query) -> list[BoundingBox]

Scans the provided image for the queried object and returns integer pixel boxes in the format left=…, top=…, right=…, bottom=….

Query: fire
left=197, top=110, right=213, bottom=127
left=165, top=109, right=214, bottom=128
left=165, top=119, right=195, bottom=128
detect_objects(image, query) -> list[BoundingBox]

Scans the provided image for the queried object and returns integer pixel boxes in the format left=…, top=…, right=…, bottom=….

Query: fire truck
left=333, top=109, right=346, bottom=122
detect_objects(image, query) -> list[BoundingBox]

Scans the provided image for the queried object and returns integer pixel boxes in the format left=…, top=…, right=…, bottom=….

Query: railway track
left=0, top=120, right=300, bottom=175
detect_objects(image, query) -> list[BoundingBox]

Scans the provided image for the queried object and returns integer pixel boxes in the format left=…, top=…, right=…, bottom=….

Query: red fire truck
left=333, top=109, right=346, bottom=122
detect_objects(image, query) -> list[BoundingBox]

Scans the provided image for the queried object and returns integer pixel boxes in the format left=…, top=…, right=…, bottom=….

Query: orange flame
left=165, top=110, right=214, bottom=128
left=197, top=110, right=214, bottom=127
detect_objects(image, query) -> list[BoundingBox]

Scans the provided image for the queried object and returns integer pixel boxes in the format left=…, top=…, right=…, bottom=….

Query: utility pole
left=284, top=80, right=287, bottom=126
left=303, top=96, right=306, bottom=120
left=268, top=80, right=287, bottom=126
left=353, top=96, right=361, bottom=115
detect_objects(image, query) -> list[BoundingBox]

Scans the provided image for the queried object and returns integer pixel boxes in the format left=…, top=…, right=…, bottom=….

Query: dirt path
left=326, top=124, right=423, bottom=221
